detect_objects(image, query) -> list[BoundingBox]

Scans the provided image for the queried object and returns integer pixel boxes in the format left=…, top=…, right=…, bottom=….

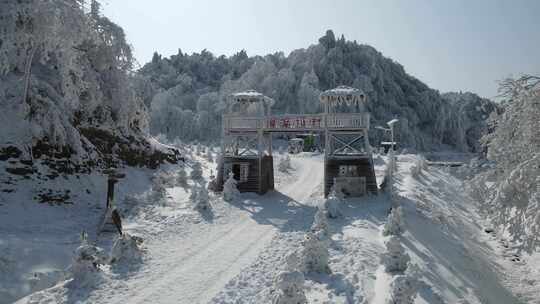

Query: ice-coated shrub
left=381, top=152, right=397, bottom=193
left=301, top=231, right=330, bottom=274
left=193, top=186, right=212, bottom=212
left=271, top=270, right=308, bottom=304
left=190, top=162, right=203, bottom=181
left=387, top=274, right=418, bottom=304
left=278, top=154, right=291, bottom=173
left=383, top=206, right=404, bottom=236
left=110, top=233, right=143, bottom=267
left=324, top=185, right=343, bottom=218
left=177, top=165, right=188, bottom=186
left=311, top=207, right=330, bottom=238
left=223, top=173, right=240, bottom=202
left=69, top=233, right=108, bottom=286
left=382, top=236, right=410, bottom=273
left=270, top=252, right=308, bottom=304
left=410, top=155, right=427, bottom=178
left=206, top=148, right=214, bottom=162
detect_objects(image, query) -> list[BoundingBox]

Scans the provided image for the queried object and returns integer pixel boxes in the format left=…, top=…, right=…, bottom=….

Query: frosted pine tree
left=323, top=185, right=343, bottom=218
left=270, top=252, right=308, bottom=304
left=110, top=233, right=143, bottom=268
left=301, top=231, right=330, bottom=274
left=177, top=165, right=188, bottom=186
left=206, top=148, right=214, bottom=162
left=69, top=232, right=108, bottom=286
left=311, top=207, right=330, bottom=238
left=279, top=154, right=291, bottom=173
left=190, top=162, right=203, bottom=181
left=387, top=274, right=418, bottom=304
left=193, top=186, right=211, bottom=212
left=382, top=236, right=410, bottom=273
left=223, top=173, right=240, bottom=202
left=383, top=206, right=404, bottom=236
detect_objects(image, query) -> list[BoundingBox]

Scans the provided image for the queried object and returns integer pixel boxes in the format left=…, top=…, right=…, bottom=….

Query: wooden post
left=106, top=177, right=117, bottom=209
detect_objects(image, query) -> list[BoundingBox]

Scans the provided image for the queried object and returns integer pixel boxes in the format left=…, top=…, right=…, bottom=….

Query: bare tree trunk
left=23, top=45, right=37, bottom=105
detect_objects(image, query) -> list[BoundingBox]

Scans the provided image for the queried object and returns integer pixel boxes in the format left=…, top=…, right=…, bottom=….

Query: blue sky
left=103, top=0, right=540, bottom=99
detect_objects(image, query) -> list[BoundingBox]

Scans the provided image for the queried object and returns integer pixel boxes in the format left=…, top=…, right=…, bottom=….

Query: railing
left=325, top=113, right=370, bottom=129
left=223, top=113, right=370, bottom=132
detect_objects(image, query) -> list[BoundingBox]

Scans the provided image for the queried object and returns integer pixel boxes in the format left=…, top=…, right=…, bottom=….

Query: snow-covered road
left=90, top=155, right=324, bottom=304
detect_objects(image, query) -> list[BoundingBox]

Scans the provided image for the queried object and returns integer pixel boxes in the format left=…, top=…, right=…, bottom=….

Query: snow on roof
left=319, top=85, right=366, bottom=105
left=230, top=90, right=273, bottom=104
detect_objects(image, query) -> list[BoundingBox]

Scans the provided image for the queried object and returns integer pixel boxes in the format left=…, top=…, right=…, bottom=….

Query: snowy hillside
left=0, top=0, right=178, bottom=171
left=138, top=30, right=497, bottom=152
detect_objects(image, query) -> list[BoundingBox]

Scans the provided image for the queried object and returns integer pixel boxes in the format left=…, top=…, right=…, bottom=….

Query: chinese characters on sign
left=267, top=116, right=322, bottom=130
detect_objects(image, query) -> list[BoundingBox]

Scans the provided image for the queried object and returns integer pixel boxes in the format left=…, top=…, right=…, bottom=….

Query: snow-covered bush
left=410, top=155, right=427, bottom=178
left=110, top=233, right=143, bottom=267
left=223, top=173, right=240, bottom=202
left=469, top=75, right=540, bottom=252
left=190, top=162, right=204, bottom=181
left=324, top=185, right=343, bottom=218
left=278, top=154, right=292, bottom=173
left=69, top=233, right=108, bottom=286
left=311, top=208, right=330, bottom=237
left=383, top=206, right=404, bottom=236
left=381, top=152, right=397, bottom=193
left=206, top=148, right=214, bottom=162
left=382, top=236, right=410, bottom=273
left=270, top=252, right=308, bottom=304
left=301, top=231, right=330, bottom=274
left=387, top=274, right=418, bottom=304
left=192, top=186, right=212, bottom=212
left=176, top=166, right=188, bottom=186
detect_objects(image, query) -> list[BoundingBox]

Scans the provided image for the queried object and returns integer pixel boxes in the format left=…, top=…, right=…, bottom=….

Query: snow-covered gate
left=217, top=86, right=377, bottom=197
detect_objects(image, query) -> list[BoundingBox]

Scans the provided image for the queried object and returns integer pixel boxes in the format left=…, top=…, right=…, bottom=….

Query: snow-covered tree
left=192, top=185, right=211, bottom=212
left=205, top=148, right=214, bottom=162
left=301, top=231, right=330, bottom=274
left=324, top=185, right=343, bottom=218
left=470, top=75, right=540, bottom=252
left=270, top=252, right=308, bottom=304
left=223, top=173, right=240, bottom=202
left=311, top=208, right=330, bottom=238
left=69, top=232, right=108, bottom=286
left=410, top=155, right=427, bottom=178
left=190, top=162, right=203, bottom=181
left=387, top=274, right=418, bottom=304
left=278, top=154, right=292, bottom=173
left=383, top=206, right=404, bottom=236
left=176, top=165, right=188, bottom=186
left=382, top=236, right=410, bottom=273
left=109, top=233, right=143, bottom=267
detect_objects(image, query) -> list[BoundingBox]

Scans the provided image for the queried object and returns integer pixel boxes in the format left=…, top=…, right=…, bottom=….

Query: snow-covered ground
left=3, top=150, right=539, bottom=303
